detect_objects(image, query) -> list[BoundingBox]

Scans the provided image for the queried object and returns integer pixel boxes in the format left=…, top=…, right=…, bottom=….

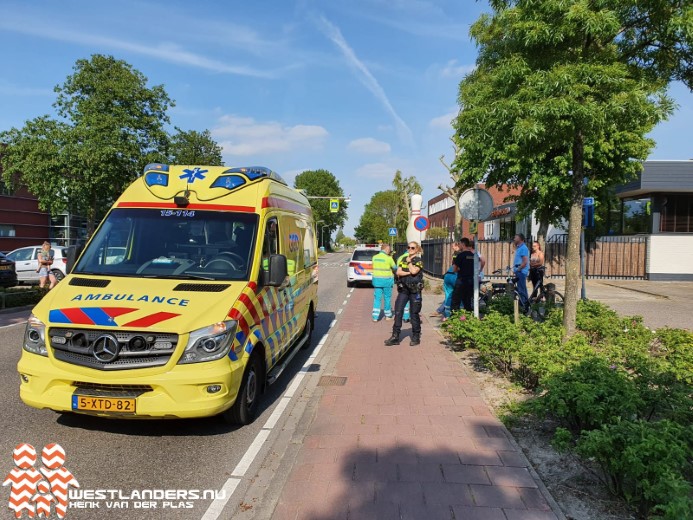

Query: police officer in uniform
left=385, top=242, right=424, bottom=346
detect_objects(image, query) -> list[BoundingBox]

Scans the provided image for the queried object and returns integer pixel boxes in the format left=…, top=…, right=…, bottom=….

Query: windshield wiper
left=142, top=274, right=217, bottom=281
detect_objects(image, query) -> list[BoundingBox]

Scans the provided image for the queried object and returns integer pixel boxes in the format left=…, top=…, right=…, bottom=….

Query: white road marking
left=346, top=293, right=351, bottom=298
left=342, top=300, right=348, bottom=305
left=329, top=319, right=337, bottom=328
left=231, top=429, right=271, bottom=477
left=263, top=396, right=291, bottom=430
left=337, top=308, right=343, bottom=315
left=0, top=321, right=26, bottom=330
left=200, top=477, right=241, bottom=520
left=283, top=373, right=306, bottom=399
left=350, top=288, right=354, bottom=293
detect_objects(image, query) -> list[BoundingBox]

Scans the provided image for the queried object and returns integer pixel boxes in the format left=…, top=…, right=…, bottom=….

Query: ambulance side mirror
left=65, top=244, right=85, bottom=274
left=264, top=254, right=288, bottom=287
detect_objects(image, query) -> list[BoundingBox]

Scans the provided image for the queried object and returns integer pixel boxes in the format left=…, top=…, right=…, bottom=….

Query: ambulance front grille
left=48, top=328, right=178, bottom=371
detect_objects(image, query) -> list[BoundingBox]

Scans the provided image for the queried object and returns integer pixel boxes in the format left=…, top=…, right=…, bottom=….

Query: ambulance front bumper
left=17, top=351, right=244, bottom=419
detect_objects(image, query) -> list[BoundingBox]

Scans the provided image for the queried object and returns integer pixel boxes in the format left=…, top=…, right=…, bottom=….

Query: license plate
left=0, top=265, right=10, bottom=270
left=72, top=395, right=136, bottom=413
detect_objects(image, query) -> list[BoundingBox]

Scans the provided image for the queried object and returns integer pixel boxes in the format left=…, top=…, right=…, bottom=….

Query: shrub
left=0, top=288, right=44, bottom=309
left=540, top=357, right=643, bottom=432
left=485, top=294, right=514, bottom=316
left=577, top=419, right=693, bottom=519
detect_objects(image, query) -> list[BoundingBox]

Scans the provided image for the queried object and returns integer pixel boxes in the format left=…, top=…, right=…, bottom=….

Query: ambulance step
left=266, top=332, right=310, bottom=385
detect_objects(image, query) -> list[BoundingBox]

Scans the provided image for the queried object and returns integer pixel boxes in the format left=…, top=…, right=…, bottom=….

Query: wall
left=0, top=185, right=50, bottom=252
left=647, top=234, right=693, bottom=280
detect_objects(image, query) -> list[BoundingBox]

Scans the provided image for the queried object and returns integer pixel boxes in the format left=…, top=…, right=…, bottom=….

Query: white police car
left=346, top=245, right=381, bottom=287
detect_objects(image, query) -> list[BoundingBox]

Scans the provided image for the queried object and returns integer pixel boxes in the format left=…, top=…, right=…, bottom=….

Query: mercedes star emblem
left=92, top=334, right=121, bottom=363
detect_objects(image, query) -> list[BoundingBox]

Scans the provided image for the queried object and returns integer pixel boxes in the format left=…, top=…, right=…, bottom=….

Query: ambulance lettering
left=71, top=294, right=189, bottom=306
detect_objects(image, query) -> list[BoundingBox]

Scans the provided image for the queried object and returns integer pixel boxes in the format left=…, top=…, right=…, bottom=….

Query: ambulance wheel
left=300, top=309, right=314, bottom=350
left=223, top=352, right=263, bottom=425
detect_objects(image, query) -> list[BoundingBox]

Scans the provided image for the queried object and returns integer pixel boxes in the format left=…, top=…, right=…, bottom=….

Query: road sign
left=329, top=199, right=339, bottom=212
left=459, top=188, right=494, bottom=221
left=388, top=227, right=397, bottom=236
left=583, top=204, right=595, bottom=228
left=469, top=221, right=478, bottom=234
left=413, top=216, right=430, bottom=232
left=583, top=197, right=595, bottom=206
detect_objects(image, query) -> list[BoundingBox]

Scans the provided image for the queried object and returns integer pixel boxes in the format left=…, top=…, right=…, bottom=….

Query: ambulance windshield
left=74, top=208, right=258, bottom=281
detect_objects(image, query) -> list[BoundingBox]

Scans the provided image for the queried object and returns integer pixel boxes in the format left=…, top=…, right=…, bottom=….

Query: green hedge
left=442, top=300, right=693, bottom=518
left=0, top=287, right=45, bottom=309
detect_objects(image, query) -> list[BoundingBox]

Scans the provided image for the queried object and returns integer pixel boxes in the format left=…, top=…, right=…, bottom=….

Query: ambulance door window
left=262, top=218, right=279, bottom=274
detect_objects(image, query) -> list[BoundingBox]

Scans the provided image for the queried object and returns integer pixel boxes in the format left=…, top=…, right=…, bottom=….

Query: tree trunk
left=563, top=133, right=585, bottom=337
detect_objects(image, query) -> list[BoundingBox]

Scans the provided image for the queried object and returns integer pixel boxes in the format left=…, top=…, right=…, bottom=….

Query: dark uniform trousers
left=392, top=287, right=422, bottom=337
left=451, top=276, right=474, bottom=312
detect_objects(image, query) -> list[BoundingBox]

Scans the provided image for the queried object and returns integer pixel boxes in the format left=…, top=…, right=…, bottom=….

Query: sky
left=0, top=0, right=691, bottom=236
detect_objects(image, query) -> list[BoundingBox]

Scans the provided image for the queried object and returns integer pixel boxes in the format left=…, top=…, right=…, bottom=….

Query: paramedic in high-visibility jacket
left=385, top=242, right=424, bottom=346
left=371, top=244, right=397, bottom=321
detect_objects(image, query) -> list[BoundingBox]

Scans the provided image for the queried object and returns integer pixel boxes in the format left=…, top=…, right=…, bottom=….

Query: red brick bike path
left=272, top=288, right=563, bottom=520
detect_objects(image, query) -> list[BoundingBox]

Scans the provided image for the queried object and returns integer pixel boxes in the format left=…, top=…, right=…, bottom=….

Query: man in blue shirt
left=513, top=233, right=530, bottom=310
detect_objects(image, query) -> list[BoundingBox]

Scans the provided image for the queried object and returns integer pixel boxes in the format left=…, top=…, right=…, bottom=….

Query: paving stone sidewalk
left=272, top=287, right=564, bottom=520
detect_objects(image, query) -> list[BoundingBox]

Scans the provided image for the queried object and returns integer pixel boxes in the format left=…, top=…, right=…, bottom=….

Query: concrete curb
left=0, top=304, right=35, bottom=315
left=230, top=330, right=351, bottom=519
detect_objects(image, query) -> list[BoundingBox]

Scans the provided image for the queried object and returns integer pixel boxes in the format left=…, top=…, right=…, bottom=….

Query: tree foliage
left=427, top=226, right=450, bottom=239
left=453, top=0, right=677, bottom=336
left=354, top=190, right=400, bottom=243
left=169, top=128, right=223, bottom=166
left=293, top=169, right=347, bottom=249
left=0, top=54, right=173, bottom=233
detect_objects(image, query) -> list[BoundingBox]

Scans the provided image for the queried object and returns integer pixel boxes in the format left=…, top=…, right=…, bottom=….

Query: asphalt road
left=0, top=252, right=352, bottom=520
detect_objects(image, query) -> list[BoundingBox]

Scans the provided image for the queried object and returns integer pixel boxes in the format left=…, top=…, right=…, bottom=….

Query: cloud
left=439, top=59, right=476, bottom=78
left=0, top=81, right=53, bottom=97
left=213, top=115, right=328, bottom=156
left=429, top=110, right=458, bottom=129
left=348, top=137, right=391, bottom=155
left=0, top=18, right=281, bottom=78
left=314, top=15, right=414, bottom=146
left=355, top=162, right=398, bottom=179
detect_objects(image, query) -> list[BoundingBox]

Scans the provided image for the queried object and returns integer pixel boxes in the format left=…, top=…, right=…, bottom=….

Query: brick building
left=0, top=180, right=50, bottom=252
left=426, top=185, right=520, bottom=239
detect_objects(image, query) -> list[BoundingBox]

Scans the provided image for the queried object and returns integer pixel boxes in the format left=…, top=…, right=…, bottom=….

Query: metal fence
left=401, top=235, right=649, bottom=280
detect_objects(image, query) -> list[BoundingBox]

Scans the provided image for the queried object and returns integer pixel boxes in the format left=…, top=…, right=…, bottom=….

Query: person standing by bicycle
left=432, top=241, right=461, bottom=321
left=529, top=240, right=545, bottom=291
left=513, top=234, right=530, bottom=310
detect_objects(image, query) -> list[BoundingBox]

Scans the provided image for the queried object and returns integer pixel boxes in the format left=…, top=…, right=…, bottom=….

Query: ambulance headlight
left=24, top=315, right=48, bottom=357
left=178, top=320, right=237, bottom=364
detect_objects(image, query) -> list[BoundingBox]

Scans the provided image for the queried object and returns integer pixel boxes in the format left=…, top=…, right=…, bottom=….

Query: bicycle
left=527, top=266, right=564, bottom=318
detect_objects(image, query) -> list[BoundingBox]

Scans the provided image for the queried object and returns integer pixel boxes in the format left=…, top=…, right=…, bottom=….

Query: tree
left=1, top=54, right=172, bottom=233
left=427, top=227, right=450, bottom=240
left=453, top=0, right=674, bottom=336
left=392, top=170, right=422, bottom=238
left=340, top=236, right=357, bottom=248
left=335, top=228, right=345, bottom=244
left=354, top=190, right=400, bottom=243
left=169, top=128, right=223, bottom=166
left=293, top=169, right=347, bottom=249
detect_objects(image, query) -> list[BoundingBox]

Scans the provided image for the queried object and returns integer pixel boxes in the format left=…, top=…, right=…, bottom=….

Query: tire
left=346, top=280, right=354, bottom=288
left=52, top=269, right=65, bottom=282
left=222, top=352, right=263, bottom=425
left=300, top=309, right=314, bottom=350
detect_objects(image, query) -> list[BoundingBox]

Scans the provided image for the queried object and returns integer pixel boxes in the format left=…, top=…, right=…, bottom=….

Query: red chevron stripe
left=239, top=293, right=261, bottom=323
left=122, top=311, right=180, bottom=328
left=60, top=307, right=95, bottom=325
left=101, top=307, right=138, bottom=318
left=228, top=308, right=250, bottom=338
left=247, top=281, right=258, bottom=292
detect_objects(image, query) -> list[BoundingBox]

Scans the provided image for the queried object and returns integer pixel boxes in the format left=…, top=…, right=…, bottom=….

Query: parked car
left=5, top=245, right=68, bottom=284
left=0, top=252, right=18, bottom=288
left=346, top=245, right=381, bottom=287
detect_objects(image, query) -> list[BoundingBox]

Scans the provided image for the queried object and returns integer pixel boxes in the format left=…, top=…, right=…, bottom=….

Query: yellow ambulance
left=17, top=164, right=319, bottom=424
